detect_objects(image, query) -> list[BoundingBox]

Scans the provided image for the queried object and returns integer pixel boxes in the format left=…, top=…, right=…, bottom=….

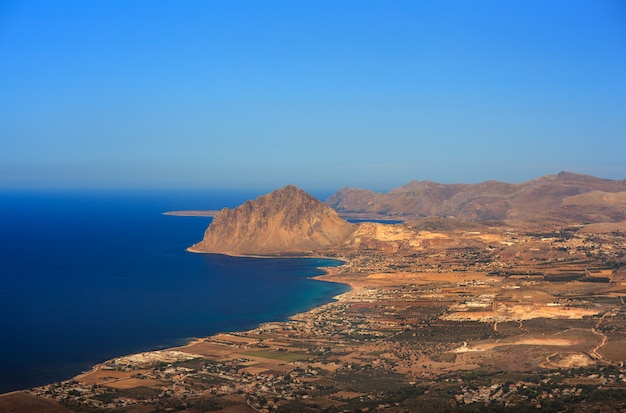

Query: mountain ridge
left=326, top=171, right=626, bottom=223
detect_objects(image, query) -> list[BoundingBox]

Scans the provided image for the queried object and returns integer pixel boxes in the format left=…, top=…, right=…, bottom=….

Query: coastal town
left=16, top=223, right=626, bottom=412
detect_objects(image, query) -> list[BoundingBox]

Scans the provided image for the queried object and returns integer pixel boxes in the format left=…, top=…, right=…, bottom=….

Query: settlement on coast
left=13, top=224, right=626, bottom=413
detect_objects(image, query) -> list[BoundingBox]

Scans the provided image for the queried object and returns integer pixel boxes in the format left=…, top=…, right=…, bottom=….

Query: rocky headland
left=188, top=185, right=355, bottom=256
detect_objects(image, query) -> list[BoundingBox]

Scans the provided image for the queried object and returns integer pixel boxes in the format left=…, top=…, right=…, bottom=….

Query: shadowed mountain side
left=541, top=191, right=626, bottom=223
left=327, top=172, right=626, bottom=223
left=189, top=185, right=356, bottom=256
left=0, top=392, right=72, bottom=413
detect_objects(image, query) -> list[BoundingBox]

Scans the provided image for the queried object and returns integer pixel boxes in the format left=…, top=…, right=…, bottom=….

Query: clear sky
left=1, top=1, right=625, bottom=191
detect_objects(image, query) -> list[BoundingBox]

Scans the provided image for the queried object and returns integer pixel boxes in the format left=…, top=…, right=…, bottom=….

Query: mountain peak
left=276, top=184, right=304, bottom=193
left=189, top=186, right=355, bottom=255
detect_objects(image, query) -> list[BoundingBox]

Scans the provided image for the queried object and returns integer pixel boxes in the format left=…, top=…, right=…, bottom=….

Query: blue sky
left=1, top=1, right=625, bottom=191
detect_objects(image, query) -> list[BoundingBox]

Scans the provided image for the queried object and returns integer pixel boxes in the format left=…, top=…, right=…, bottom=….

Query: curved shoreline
left=3, top=257, right=354, bottom=396
left=95, top=260, right=354, bottom=367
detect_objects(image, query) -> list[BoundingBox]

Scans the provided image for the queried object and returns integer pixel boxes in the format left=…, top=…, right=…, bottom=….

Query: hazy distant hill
left=189, top=185, right=355, bottom=255
left=327, top=172, right=626, bottom=223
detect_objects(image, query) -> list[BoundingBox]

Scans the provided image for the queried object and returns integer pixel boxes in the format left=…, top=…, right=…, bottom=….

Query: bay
left=0, top=189, right=348, bottom=393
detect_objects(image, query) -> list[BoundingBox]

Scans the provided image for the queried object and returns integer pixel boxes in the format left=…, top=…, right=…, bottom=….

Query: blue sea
left=0, top=189, right=349, bottom=393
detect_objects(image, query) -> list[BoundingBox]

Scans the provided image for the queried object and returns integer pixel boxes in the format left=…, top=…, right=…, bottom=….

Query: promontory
left=188, top=184, right=356, bottom=256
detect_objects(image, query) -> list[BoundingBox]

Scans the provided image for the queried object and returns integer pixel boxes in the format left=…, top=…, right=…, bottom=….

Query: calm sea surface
left=0, top=189, right=348, bottom=393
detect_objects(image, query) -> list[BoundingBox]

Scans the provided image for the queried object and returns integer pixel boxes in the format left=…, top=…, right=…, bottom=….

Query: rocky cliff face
left=327, top=172, right=626, bottom=223
left=189, top=185, right=356, bottom=255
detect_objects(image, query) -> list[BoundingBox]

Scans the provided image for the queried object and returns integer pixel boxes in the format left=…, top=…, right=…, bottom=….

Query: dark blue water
left=0, top=189, right=348, bottom=393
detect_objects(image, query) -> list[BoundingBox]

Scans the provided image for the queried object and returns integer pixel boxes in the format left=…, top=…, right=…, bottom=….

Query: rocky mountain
left=189, top=185, right=356, bottom=256
left=327, top=172, right=626, bottom=223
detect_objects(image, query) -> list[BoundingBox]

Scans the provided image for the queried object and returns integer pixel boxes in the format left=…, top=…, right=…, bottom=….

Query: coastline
left=3, top=257, right=354, bottom=397
left=5, top=192, right=625, bottom=411
left=11, top=227, right=626, bottom=412
left=168, top=269, right=358, bottom=354
left=163, top=210, right=220, bottom=217
left=108, top=260, right=355, bottom=362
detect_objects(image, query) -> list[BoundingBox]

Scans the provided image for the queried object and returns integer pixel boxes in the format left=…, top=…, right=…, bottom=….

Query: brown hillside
left=540, top=191, right=626, bottom=223
left=327, top=172, right=626, bottom=223
left=0, top=392, right=73, bottom=413
left=189, top=185, right=355, bottom=256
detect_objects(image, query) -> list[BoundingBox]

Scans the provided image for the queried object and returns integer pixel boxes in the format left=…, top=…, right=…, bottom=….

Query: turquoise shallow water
left=0, top=189, right=348, bottom=393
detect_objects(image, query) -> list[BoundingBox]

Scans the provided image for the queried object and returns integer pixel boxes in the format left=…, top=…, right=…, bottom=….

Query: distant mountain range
left=326, top=171, right=626, bottom=224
